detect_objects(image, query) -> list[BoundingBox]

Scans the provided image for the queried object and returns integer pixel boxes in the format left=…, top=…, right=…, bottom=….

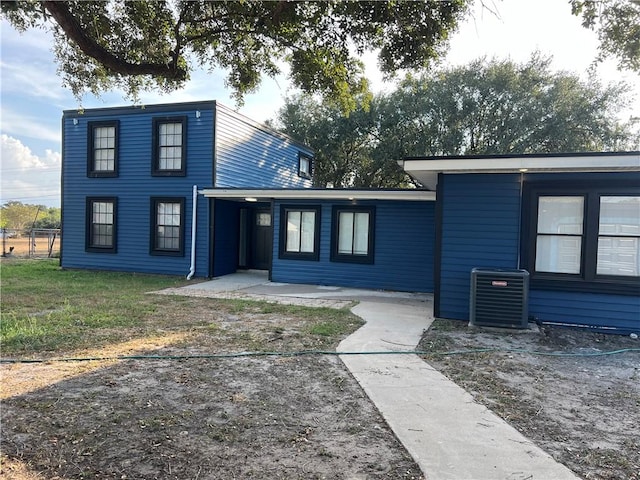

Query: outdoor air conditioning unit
left=470, top=268, right=529, bottom=329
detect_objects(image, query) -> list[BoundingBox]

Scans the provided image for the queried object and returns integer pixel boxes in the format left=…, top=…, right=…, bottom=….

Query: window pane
left=538, top=196, right=584, bottom=234
left=300, top=211, right=315, bottom=253
left=90, top=201, right=114, bottom=248
left=93, top=126, right=116, bottom=172
left=597, top=237, right=639, bottom=276
left=300, top=157, right=310, bottom=175
left=353, top=212, right=369, bottom=255
left=257, top=213, right=271, bottom=226
left=338, top=212, right=354, bottom=254
left=286, top=211, right=301, bottom=252
left=157, top=122, right=183, bottom=171
left=599, top=196, right=640, bottom=236
left=535, top=236, right=582, bottom=274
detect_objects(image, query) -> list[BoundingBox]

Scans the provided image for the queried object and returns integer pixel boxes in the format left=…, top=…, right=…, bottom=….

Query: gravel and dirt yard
left=418, top=319, right=640, bottom=480
left=1, top=259, right=638, bottom=480
left=0, top=293, right=423, bottom=480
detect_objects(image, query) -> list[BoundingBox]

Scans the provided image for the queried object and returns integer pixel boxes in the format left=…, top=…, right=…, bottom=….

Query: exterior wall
left=436, top=172, right=640, bottom=334
left=61, top=101, right=311, bottom=278
left=214, top=103, right=314, bottom=188
left=436, top=174, right=522, bottom=320
left=61, top=103, right=214, bottom=277
left=271, top=200, right=435, bottom=292
left=529, top=290, right=640, bottom=333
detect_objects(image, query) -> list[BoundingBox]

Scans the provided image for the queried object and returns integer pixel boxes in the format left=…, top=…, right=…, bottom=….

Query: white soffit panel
left=399, top=153, right=640, bottom=174
left=198, top=188, right=436, bottom=202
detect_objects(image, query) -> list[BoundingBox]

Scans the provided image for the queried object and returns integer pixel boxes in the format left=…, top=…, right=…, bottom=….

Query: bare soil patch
left=1, top=297, right=423, bottom=480
left=418, top=320, right=640, bottom=480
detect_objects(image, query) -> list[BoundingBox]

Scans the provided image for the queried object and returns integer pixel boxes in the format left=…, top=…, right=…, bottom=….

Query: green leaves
left=1, top=0, right=470, bottom=112
left=570, top=0, right=640, bottom=73
left=276, top=54, right=638, bottom=189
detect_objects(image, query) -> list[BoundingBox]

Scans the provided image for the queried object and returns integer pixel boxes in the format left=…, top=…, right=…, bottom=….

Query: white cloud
left=0, top=135, right=61, bottom=206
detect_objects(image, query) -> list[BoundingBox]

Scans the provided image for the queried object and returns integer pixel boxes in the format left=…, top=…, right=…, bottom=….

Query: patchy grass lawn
left=0, top=259, right=422, bottom=479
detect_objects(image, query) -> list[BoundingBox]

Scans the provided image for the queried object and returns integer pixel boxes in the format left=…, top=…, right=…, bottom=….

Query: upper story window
left=86, top=197, right=116, bottom=253
left=150, top=197, right=185, bottom=256
left=279, top=205, right=321, bottom=261
left=88, top=121, right=118, bottom=177
left=524, top=181, right=639, bottom=295
left=298, top=153, right=313, bottom=179
left=152, top=117, right=186, bottom=176
left=331, top=206, right=375, bottom=264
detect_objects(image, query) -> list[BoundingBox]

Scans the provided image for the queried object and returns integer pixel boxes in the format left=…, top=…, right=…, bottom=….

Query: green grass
left=1, top=259, right=188, bottom=354
left=0, top=259, right=363, bottom=356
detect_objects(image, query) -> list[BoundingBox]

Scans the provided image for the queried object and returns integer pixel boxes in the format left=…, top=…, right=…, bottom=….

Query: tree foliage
left=381, top=55, right=637, bottom=157
left=570, top=0, right=640, bottom=73
left=276, top=95, right=409, bottom=188
left=1, top=0, right=469, bottom=112
left=0, top=201, right=61, bottom=231
left=276, top=55, right=638, bottom=188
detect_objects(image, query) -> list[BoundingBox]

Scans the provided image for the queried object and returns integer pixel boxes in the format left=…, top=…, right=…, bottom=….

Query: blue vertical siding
left=437, top=174, right=522, bottom=320
left=61, top=103, right=214, bottom=277
left=271, top=200, right=435, bottom=292
left=214, top=104, right=313, bottom=188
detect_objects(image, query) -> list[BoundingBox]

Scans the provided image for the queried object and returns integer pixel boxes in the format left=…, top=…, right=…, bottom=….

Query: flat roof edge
left=403, top=151, right=640, bottom=161
left=198, top=188, right=435, bottom=201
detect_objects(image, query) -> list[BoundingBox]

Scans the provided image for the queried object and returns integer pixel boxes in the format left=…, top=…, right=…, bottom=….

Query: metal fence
left=1, top=228, right=61, bottom=258
left=29, top=229, right=61, bottom=257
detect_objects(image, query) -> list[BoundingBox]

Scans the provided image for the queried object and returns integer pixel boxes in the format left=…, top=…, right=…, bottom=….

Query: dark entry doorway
left=251, top=208, right=272, bottom=270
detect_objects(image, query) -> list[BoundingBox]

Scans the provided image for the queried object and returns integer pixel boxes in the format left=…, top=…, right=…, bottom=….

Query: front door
left=251, top=209, right=272, bottom=270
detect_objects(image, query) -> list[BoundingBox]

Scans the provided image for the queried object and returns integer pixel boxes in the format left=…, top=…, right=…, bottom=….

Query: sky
left=1, top=0, right=639, bottom=208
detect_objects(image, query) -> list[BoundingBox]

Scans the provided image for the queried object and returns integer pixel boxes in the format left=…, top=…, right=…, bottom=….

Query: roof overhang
left=198, top=188, right=435, bottom=202
left=398, top=152, right=640, bottom=189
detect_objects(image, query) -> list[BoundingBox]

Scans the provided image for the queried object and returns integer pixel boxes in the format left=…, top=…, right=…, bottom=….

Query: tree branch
left=42, top=1, right=187, bottom=81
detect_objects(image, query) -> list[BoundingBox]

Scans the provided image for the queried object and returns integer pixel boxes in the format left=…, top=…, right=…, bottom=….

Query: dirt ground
left=2, top=292, right=639, bottom=480
left=418, top=320, right=640, bottom=480
left=0, top=300, right=423, bottom=480
left=1, top=236, right=60, bottom=258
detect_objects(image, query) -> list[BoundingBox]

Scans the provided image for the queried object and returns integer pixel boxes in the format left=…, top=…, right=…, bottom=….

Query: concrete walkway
left=166, top=272, right=580, bottom=480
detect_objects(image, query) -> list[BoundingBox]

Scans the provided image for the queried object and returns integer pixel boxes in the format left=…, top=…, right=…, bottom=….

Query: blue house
left=61, top=101, right=313, bottom=278
left=61, top=101, right=639, bottom=334
left=400, top=152, right=640, bottom=334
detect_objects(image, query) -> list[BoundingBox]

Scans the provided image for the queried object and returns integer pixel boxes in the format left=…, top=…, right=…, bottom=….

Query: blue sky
left=1, top=0, right=638, bottom=208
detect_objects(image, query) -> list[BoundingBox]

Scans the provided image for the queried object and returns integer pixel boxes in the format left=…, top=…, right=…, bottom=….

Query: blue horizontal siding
left=61, top=106, right=213, bottom=277
left=530, top=290, right=640, bottom=334
left=214, top=105, right=313, bottom=188
left=437, top=171, right=640, bottom=333
left=271, top=200, right=435, bottom=292
left=438, top=174, right=522, bottom=320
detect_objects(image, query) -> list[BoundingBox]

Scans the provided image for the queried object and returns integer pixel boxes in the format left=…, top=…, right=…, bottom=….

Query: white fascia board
left=400, top=153, right=640, bottom=174
left=198, top=188, right=435, bottom=201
